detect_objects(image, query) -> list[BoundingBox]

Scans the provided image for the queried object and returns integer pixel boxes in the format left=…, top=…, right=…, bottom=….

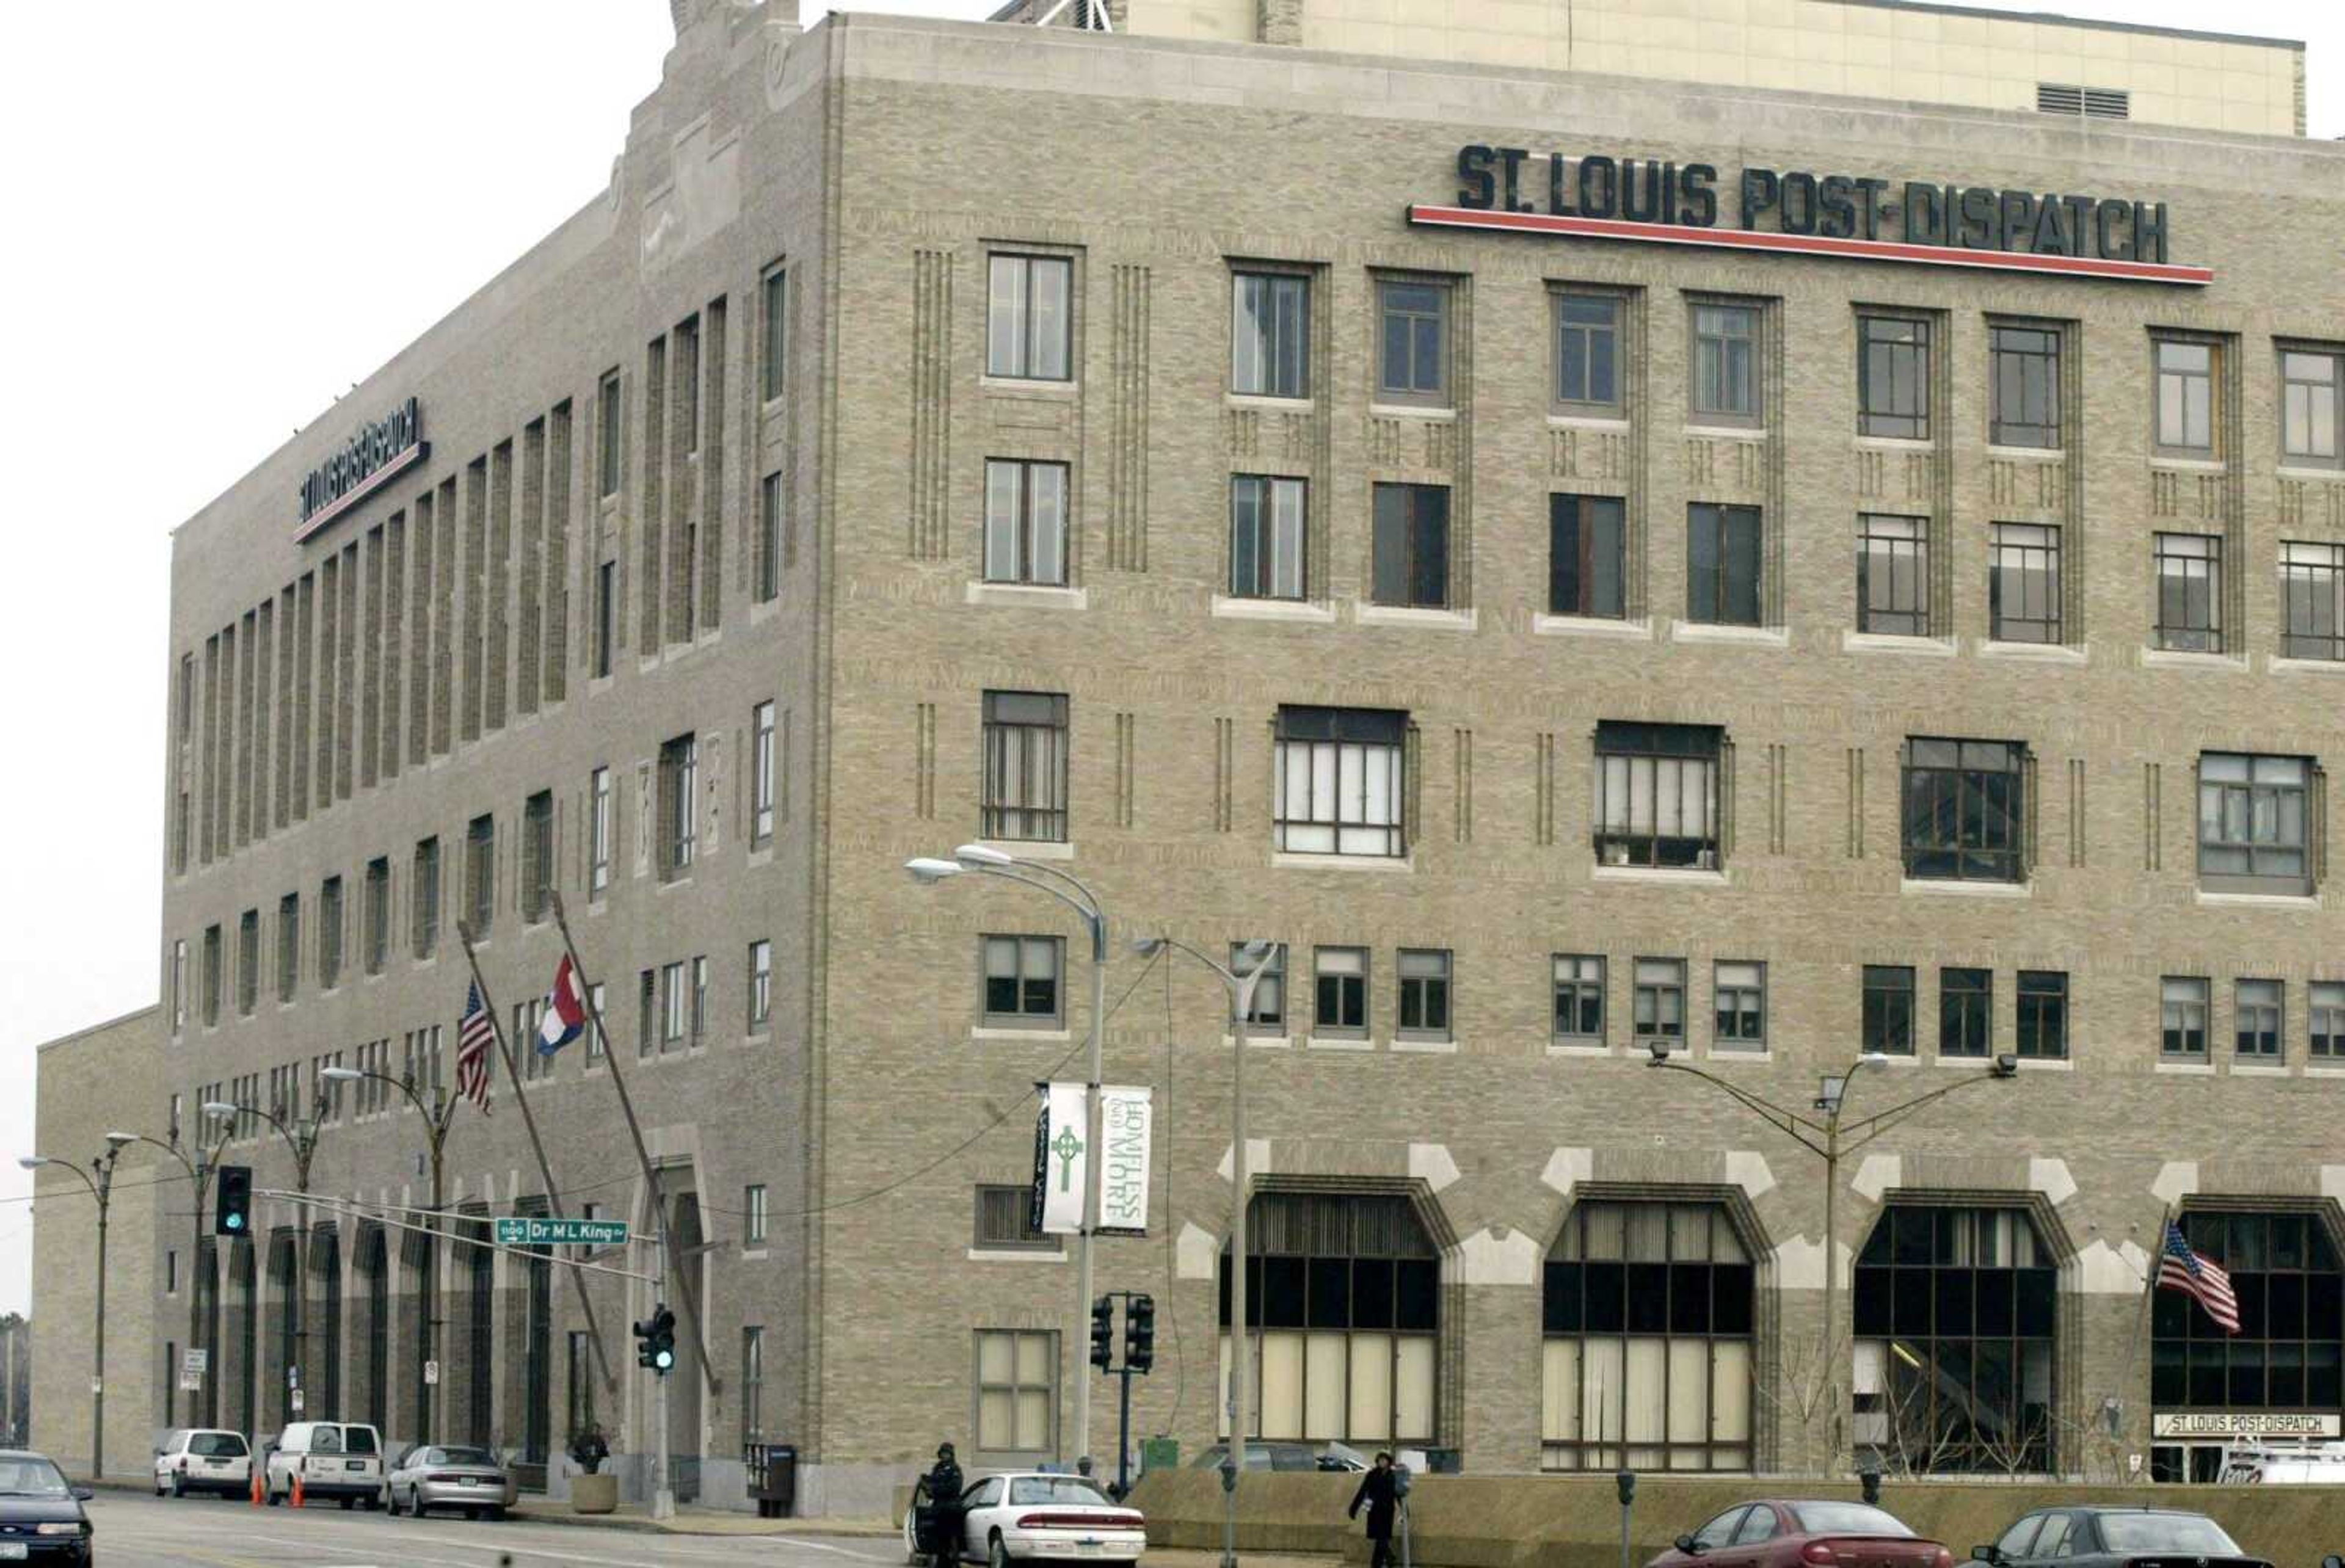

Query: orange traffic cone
left=292, top=1471, right=305, bottom=1509
left=250, top=1468, right=263, bottom=1506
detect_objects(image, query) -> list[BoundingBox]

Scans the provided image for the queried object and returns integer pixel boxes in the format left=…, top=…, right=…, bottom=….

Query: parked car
left=2219, top=1439, right=2345, bottom=1483
left=1187, top=1440, right=1370, bottom=1472
left=1649, top=1500, right=1952, bottom=1568
left=0, top=1450, right=95, bottom=1564
left=903, top=1472, right=1146, bottom=1568
left=383, top=1443, right=516, bottom=1520
left=151, top=1429, right=251, bottom=1498
left=1970, top=1507, right=2269, bottom=1567
left=260, top=1421, right=384, bottom=1509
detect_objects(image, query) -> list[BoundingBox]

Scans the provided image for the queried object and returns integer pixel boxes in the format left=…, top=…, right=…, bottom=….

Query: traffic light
left=1124, top=1294, right=1155, bottom=1374
left=1089, top=1296, right=1114, bottom=1371
left=214, top=1166, right=252, bottom=1238
left=633, top=1305, right=677, bottom=1374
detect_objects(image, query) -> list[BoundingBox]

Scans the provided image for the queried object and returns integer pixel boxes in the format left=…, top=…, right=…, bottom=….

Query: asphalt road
left=82, top=1490, right=910, bottom=1568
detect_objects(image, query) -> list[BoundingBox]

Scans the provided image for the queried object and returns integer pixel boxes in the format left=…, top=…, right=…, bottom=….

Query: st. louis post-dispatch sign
left=2151, top=1411, right=2343, bottom=1439
left=1409, top=147, right=2211, bottom=286
left=296, top=396, right=428, bottom=542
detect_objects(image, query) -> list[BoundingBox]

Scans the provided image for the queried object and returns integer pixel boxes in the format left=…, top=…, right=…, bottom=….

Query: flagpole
left=455, top=921, right=619, bottom=1398
left=2109, top=1201, right=2173, bottom=1482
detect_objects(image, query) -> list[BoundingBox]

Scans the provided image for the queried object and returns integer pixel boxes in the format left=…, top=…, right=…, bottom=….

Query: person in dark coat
left=920, top=1443, right=965, bottom=1564
left=1347, top=1451, right=1400, bottom=1568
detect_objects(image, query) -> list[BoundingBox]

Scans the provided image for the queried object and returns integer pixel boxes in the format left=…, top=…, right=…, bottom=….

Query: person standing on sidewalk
left=1347, top=1451, right=1400, bottom=1568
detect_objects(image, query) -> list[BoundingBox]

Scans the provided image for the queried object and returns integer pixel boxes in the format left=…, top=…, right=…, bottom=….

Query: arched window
left=1219, top=1193, right=1439, bottom=1445
left=269, top=1233, right=298, bottom=1430
left=466, top=1224, right=495, bottom=1444
left=359, top=1226, right=388, bottom=1435
left=1541, top=1201, right=1753, bottom=1472
left=311, top=1228, right=343, bottom=1419
left=1853, top=1205, right=2056, bottom=1474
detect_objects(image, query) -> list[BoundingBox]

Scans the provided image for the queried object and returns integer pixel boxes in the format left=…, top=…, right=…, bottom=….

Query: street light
left=321, top=1064, right=460, bottom=1443
left=22, top=1138, right=127, bottom=1481
left=1130, top=936, right=1273, bottom=1568
left=106, top=1122, right=230, bottom=1427
left=1647, top=1044, right=2019, bottom=1468
left=907, top=844, right=1111, bottom=1472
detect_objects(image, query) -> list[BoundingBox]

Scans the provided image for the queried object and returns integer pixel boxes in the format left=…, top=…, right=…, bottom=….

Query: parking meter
left=1615, top=1470, right=1635, bottom=1568
left=1860, top=1467, right=1882, bottom=1507
left=1218, top=1454, right=1237, bottom=1494
left=1394, top=1464, right=1412, bottom=1498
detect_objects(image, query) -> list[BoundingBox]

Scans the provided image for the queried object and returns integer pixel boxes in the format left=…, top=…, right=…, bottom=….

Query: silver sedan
left=383, top=1444, right=517, bottom=1519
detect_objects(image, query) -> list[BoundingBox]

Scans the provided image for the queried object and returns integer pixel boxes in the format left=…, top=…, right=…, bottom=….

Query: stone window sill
left=1902, top=878, right=2031, bottom=899
left=1356, top=603, right=1477, bottom=631
left=1535, top=613, right=1652, bottom=641
left=980, top=376, right=1078, bottom=396
left=2196, top=890, right=2318, bottom=910
left=1211, top=595, right=1336, bottom=624
left=967, top=1246, right=1067, bottom=1263
left=1855, top=434, right=1935, bottom=453
left=972, top=1026, right=1071, bottom=1042
left=2142, top=647, right=2247, bottom=672
left=1672, top=622, right=1787, bottom=648
left=966, top=582, right=1086, bottom=611
left=1548, top=412, right=1630, bottom=432
left=1305, top=1036, right=1375, bottom=1052
left=1844, top=630, right=1954, bottom=657
left=976, top=839, right=1074, bottom=861
left=1593, top=865, right=1729, bottom=887
left=1369, top=402, right=1456, bottom=422
left=1986, top=445, right=2065, bottom=462
left=1547, top=1041, right=1612, bottom=1058
left=1220, top=1035, right=1295, bottom=1050
left=2270, top=655, right=2345, bottom=676
left=1979, top=640, right=2085, bottom=664
left=1272, top=852, right=1412, bottom=873
left=2232, top=1061, right=2289, bottom=1076
left=1392, top=1036, right=1457, bottom=1054
left=2015, top=1057, right=2074, bottom=1072
left=2155, top=1060, right=2215, bottom=1075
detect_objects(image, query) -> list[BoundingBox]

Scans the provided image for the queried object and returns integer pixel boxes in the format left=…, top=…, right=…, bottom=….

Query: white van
left=153, top=1428, right=252, bottom=1497
left=262, top=1421, right=385, bottom=1508
left=2219, top=1440, right=2345, bottom=1483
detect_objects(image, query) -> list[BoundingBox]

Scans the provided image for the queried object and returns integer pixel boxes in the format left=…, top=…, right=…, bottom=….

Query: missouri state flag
left=537, top=954, right=589, bottom=1056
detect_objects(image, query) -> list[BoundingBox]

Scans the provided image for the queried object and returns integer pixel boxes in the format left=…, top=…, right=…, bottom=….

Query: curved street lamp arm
left=1838, top=1069, right=2012, bottom=1157
left=1651, top=1061, right=1830, bottom=1158
left=27, top=1158, right=101, bottom=1204
left=973, top=865, right=1107, bottom=956
left=997, top=855, right=1105, bottom=918
left=118, top=1133, right=198, bottom=1184
left=1145, top=935, right=1240, bottom=988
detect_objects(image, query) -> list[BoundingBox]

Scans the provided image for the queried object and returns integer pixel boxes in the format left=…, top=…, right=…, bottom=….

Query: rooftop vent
left=2037, top=83, right=2130, bottom=120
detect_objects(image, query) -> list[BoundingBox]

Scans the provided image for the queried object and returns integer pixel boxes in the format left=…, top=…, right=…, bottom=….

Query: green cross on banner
left=1052, top=1126, right=1085, bottom=1191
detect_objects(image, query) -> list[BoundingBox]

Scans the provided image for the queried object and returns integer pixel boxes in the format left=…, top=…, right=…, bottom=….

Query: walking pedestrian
left=1347, top=1451, right=1400, bottom=1568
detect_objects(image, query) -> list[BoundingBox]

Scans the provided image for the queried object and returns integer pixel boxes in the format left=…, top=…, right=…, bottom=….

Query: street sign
left=178, top=1371, right=202, bottom=1393
left=182, top=1349, right=208, bottom=1374
left=423, top=1360, right=440, bottom=1386
left=493, top=1216, right=630, bottom=1248
left=290, top=1389, right=305, bottom=1413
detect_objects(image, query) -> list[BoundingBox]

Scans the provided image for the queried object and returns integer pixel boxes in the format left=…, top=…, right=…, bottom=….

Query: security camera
left=1646, top=1039, right=1671, bottom=1065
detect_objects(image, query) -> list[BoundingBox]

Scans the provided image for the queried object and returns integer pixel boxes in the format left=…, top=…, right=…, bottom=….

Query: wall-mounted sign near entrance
left=296, top=396, right=427, bottom=542
left=1412, top=148, right=2211, bottom=286
left=2152, top=1411, right=2341, bottom=1439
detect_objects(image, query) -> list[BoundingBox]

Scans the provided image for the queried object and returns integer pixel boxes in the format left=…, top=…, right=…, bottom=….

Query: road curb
left=506, top=1504, right=899, bottom=1537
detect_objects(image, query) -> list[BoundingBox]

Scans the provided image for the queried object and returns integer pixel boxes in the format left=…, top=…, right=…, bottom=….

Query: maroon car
left=1648, top=1500, right=1956, bottom=1568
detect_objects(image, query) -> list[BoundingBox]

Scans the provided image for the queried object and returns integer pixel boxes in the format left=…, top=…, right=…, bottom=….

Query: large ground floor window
left=1540, top=1200, right=1753, bottom=1472
left=1220, top=1192, right=1439, bottom=1445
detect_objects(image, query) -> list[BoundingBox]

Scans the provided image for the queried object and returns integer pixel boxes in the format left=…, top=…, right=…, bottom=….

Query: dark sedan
left=1972, top=1508, right=2268, bottom=1567
left=1649, top=1500, right=1952, bottom=1567
left=0, top=1451, right=95, bottom=1564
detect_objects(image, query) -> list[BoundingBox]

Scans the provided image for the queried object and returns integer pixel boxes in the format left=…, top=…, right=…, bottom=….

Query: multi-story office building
left=122, top=0, right=2345, bottom=1511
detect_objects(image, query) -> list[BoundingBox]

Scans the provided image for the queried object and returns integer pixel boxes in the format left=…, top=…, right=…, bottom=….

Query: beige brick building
left=106, top=0, right=2345, bottom=1515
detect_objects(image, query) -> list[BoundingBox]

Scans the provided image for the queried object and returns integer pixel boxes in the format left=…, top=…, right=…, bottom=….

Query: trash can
left=751, top=1443, right=798, bottom=1518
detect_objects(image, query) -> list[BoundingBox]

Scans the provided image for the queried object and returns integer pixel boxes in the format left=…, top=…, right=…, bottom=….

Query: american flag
left=2157, top=1219, right=2239, bottom=1334
left=455, top=981, right=495, bottom=1116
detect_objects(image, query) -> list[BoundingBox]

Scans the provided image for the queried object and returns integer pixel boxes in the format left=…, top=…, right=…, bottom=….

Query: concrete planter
left=571, top=1472, right=618, bottom=1515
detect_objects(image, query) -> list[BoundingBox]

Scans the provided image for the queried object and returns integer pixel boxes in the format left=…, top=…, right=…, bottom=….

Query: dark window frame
left=1863, top=965, right=1916, bottom=1056
left=2198, top=752, right=2314, bottom=895
left=1989, top=523, right=2063, bottom=645
left=1231, top=269, right=1312, bottom=400
left=1371, top=482, right=1452, bottom=609
left=1713, top=960, right=1766, bottom=1050
left=1551, top=493, right=1627, bottom=620
left=982, top=458, right=1072, bottom=587
left=1857, top=314, right=1932, bottom=440
left=1902, top=737, right=2028, bottom=884
left=2153, top=336, right=2219, bottom=458
left=980, top=690, right=1069, bottom=844
left=2150, top=1210, right=2343, bottom=1417
left=1687, top=503, right=1762, bottom=626
left=1396, top=948, right=1453, bottom=1042
left=1594, top=721, right=1723, bottom=871
left=2153, top=532, right=2225, bottom=653
left=1552, top=954, right=1605, bottom=1044
left=1857, top=514, right=1930, bottom=637
left=1940, top=967, right=1993, bottom=1058
left=1633, top=957, right=1687, bottom=1045
left=1375, top=277, right=1451, bottom=407
left=658, top=733, right=698, bottom=882
left=2281, top=540, right=2345, bottom=661
left=2280, top=346, right=2344, bottom=469
left=1230, top=474, right=1309, bottom=601
left=982, top=934, right=1064, bottom=1029
left=1553, top=291, right=1624, bottom=414
left=521, top=791, right=554, bottom=924
left=2015, top=969, right=2068, bottom=1060
left=987, top=253, right=1075, bottom=383
left=2235, top=978, right=2283, bottom=1059
left=975, top=1183, right=1060, bottom=1253
left=1989, top=323, right=2063, bottom=450
left=1313, top=946, right=1369, bottom=1040
left=2162, top=975, right=2209, bottom=1058
left=1273, top=706, right=1408, bottom=859
left=1690, top=301, right=1762, bottom=426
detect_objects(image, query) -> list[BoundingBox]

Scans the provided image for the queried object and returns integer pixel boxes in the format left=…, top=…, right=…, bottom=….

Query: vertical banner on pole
left=1038, top=1082, right=1089, bottom=1236
left=1094, top=1086, right=1154, bottom=1238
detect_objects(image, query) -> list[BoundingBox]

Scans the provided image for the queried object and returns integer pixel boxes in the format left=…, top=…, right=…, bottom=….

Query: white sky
left=0, top=0, right=2333, bottom=1318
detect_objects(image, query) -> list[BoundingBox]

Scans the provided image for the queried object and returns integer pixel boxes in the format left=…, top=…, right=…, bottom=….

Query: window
left=2198, top=752, right=2313, bottom=895
left=592, top=559, right=616, bottom=680
left=2154, top=338, right=2217, bottom=456
left=659, top=733, right=697, bottom=880
left=2016, top=970, right=2067, bottom=1059
left=2154, top=534, right=2223, bottom=653
left=521, top=791, right=553, bottom=923
left=1397, top=949, right=1452, bottom=1042
left=1549, top=494, right=1625, bottom=619
left=1940, top=967, right=1992, bottom=1058
left=756, top=473, right=783, bottom=603
left=1552, top=955, right=1605, bottom=1043
left=750, top=701, right=777, bottom=846
left=660, top=960, right=686, bottom=1047
left=363, top=858, right=389, bottom=976
left=1376, top=279, right=1449, bottom=404
left=747, top=939, right=773, bottom=1033
left=1593, top=721, right=1722, bottom=869
left=597, top=369, right=622, bottom=497
left=743, top=1185, right=768, bottom=1247
left=464, top=814, right=495, bottom=937
left=1858, top=316, right=1930, bottom=440
left=589, top=766, right=613, bottom=896
left=1690, top=303, right=1759, bottom=424
left=690, top=954, right=710, bottom=1044
left=2236, top=979, right=2282, bottom=1059
left=587, top=982, right=606, bottom=1061
left=1863, top=966, right=1915, bottom=1056
left=275, top=893, right=299, bottom=1004
left=760, top=266, right=788, bottom=403
left=983, top=935, right=1062, bottom=1028
left=1274, top=706, right=1406, bottom=858
left=987, top=254, right=1072, bottom=381
left=1902, top=738, right=2027, bottom=883
left=974, top=1329, right=1056, bottom=1457
left=1554, top=293, right=1621, bottom=412
left=2151, top=1211, right=2343, bottom=1424
left=1633, top=958, right=1685, bottom=1047
left=2281, top=542, right=2345, bottom=661
left=202, top=924, right=221, bottom=1025
left=976, top=1185, right=1054, bottom=1251
left=638, top=968, right=656, bottom=1056
left=1686, top=504, right=1761, bottom=626
left=2161, top=976, right=2209, bottom=1058
left=1231, top=271, right=1310, bottom=399
left=1856, top=1207, right=2057, bottom=1474
left=1713, top=962, right=1765, bottom=1049
left=1857, top=515, right=1929, bottom=637
left=1990, top=324, right=2062, bottom=449
left=319, top=876, right=344, bottom=990
left=1234, top=942, right=1287, bottom=1036
left=741, top=1326, right=766, bottom=1445
left=1314, top=947, right=1367, bottom=1040
left=237, top=909, right=259, bottom=1015
left=982, top=459, right=1069, bottom=587
left=170, top=939, right=187, bottom=1033
left=981, top=691, right=1068, bottom=843
left=2314, top=982, right=2345, bottom=1059
left=1541, top=1201, right=1753, bottom=1472
left=677, top=314, right=702, bottom=457
left=1989, top=523, right=2062, bottom=644
left=2281, top=349, right=2343, bottom=466
left=1229, top=475, right=1307, bottom=601
left=1370, top=483, right=1451, bottom=609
